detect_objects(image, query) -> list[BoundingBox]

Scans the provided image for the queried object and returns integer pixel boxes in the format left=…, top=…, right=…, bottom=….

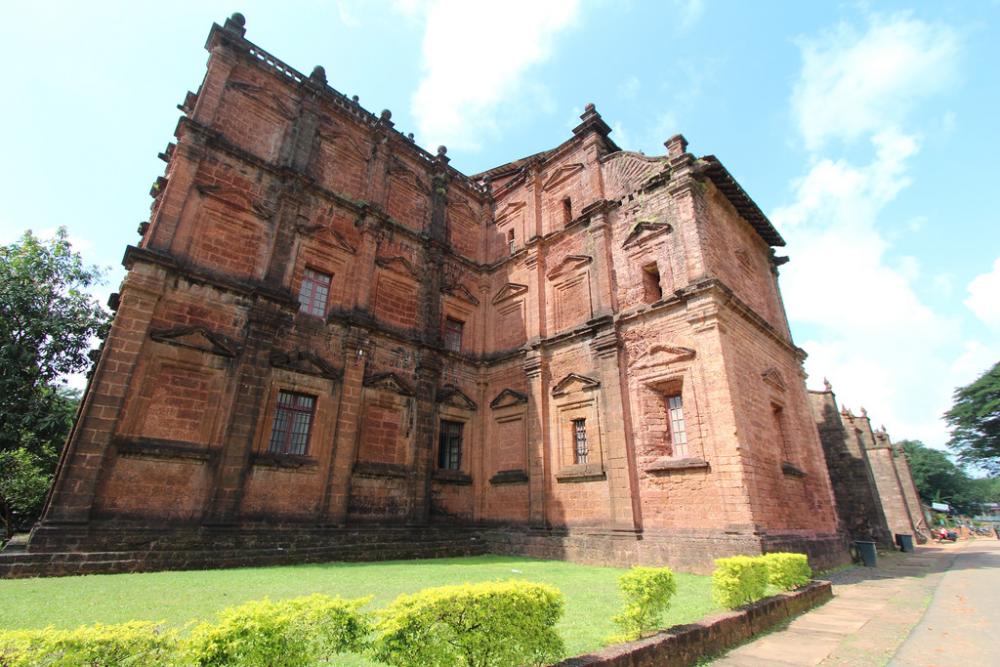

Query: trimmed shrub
left=0, top=621, right=178, bottom=667
left=184, top=594, right=371, bottom=667
left=711, top=556, right=768, bottom=609
left=760, top=553, right=812, bottom=591
left=369, top=580, right=565, bottom=667
left=609, top=566, right=678, bottom=641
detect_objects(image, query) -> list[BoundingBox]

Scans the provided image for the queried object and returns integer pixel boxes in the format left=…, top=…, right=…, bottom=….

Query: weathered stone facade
left=16, top=14, right=847, bottom=576
left=808, top=384, right=929, bottom=545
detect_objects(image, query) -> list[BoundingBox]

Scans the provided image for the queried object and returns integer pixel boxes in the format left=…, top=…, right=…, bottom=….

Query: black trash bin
left=895, top=533, right=914, bottom=553
left=855, top=540, right=877, bottom=567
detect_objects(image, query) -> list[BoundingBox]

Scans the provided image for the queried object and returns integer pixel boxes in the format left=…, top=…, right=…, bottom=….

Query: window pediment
left=490, top=388, right=528, bottom=409
left=542, top=163, right=585, bottom=191
left=437, top=384, right=477, bottom=411
left=622, top=221, right=673, bottom=248
left=551, top=373, right=601, bottom=397
left=375, top=255, right=420, bottom=280
left=269, top=349, right=341, bottom=380
left=547, top=255, right=592, bottom=280
left=493, top=282, right=528, bottom=304
left=149, top=326, right=240, bottom=358
left=364, top=372, right=414, bottom=396
left=495, top=201, right=526, bottom=225
left=630, top=344, right=696, bottom=371
left=762, top=367, right=787, bottom=391
left=442, top=283, right=480, bottom=306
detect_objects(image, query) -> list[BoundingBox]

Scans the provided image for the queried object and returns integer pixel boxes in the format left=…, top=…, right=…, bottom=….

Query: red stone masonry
left=21, top=13, right=848, bottom=575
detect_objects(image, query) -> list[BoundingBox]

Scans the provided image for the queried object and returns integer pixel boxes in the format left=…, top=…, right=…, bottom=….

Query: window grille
left=573, top=418, right=588, bottom=464
left=268, top=391, right=316, bottom=456
left=443, top=317, right=464, bottom=352
left=298, top=268, right=332, bottom=317
left=438, top=420, right=463, bottom=470
left=667, top=394, right=688, bottom=458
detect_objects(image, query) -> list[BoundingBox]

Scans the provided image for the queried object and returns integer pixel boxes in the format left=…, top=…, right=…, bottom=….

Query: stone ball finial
left=823, top=377, right=832, bottom=392
left=437, top=145, right=448, bottom=157
left=352, top=95, right=359, bottom=103
left=860, top=406, right=868, bottom=417
left=584, top=102, right=596, bottom=113
left=310, top=65, right=327, bottom=83
left=380, top=109, right=392, bottom=121
left=407, top=133, right=414, bottom=141
left=230, top=12, right=246, bottom=27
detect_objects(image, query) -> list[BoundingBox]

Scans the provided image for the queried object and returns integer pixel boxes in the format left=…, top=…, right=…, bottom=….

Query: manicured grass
left=0, top=555, right=719, bottom=662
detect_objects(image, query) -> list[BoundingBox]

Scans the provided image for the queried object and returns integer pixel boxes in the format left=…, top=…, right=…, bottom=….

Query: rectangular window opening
left=507, top=229, right=515, bottom=255
left=268, top=391, right=316, bottom=456
left=642, top=263, right=663, bottom=303
left=572, top=418, right=588, bottom=464
left=443, top=317, right=464, bottom=352
left=666, top=394, right=688, bottom=458
left=562, top=197, right=573, bottom=225
left=438, top=420, right=463, bottom=470
left=773, top=404, right=790, bottom=461
left=298, top=268, right=332, bottom=317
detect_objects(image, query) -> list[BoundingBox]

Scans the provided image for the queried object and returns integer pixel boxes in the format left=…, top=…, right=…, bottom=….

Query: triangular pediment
left=269, top=350, right=341, bottom=380
left=490, top=388, right=528, bottom=409
left=226, top=80, right=296, bottom=120
left=449, top=199, right=479, bottom=222
left=495, top=201, right=526, bottom=225
left=551, top=372, right=601, bottom=397
left=195, top=182, right=254, bottom=214
left=492, top=282, right=528, bottom=304
left=375, top=255, right=419, bottom=280
left=437, top=384, right=477, bottom=411
left=296, top=220, right=357, bottom=255
left=387, top=157, right=430, bottom=193
left=542, top=163, right=585, bottom=192
left=622, top=221, right=673, bottom=248
left=149, top=327, right=240, bottom=358
left=630, top=344, right=696, bottom=370
left=547, top=255, right=592, bottom=280
left=442, top=283, right=480, bottom=306
left=364, top=372, right=414, bottom=396
left=316, top=124, right=371, bottom=162
left=761, top=367, right=787, bottom=391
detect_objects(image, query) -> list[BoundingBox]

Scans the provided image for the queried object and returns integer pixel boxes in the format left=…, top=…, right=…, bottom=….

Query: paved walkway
left=712, top=539, right=999, bottom=666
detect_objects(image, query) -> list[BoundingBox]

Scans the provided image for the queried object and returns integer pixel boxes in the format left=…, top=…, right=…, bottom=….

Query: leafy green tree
left=900, top=439, right=997, bottom=515
left=945, top=361, right=1000, bottom=472
left=0, top=228, right=106, bottom=535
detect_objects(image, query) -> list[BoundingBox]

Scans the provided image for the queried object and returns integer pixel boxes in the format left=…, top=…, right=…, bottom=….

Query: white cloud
left=931, top=273, right=954, bottom=297
left=777, top=13, right=968, bottom=447
left=673, top=0, right=706, bottom=31
left=965, top=257, right=1000, bottom=329
left=409, top=0, right=580, bottom=150
left=791, top=12, right=958, bottom=150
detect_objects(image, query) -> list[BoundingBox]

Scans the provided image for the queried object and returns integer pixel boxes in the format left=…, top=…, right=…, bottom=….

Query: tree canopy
left=900, top=439, right=999, bottom=515
left=0, top=228, right=107, bottom=537
left=945, top=361, right=1000, bottom=472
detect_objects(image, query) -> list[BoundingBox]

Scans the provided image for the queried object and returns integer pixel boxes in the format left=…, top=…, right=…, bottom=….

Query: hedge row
left=712, top=552, right=812, bottom=609
left=0, top=582, right=563, bottom=667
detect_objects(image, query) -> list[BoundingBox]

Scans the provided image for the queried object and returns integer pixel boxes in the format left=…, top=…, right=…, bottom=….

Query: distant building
left=8, top=13, right=846, bottom=577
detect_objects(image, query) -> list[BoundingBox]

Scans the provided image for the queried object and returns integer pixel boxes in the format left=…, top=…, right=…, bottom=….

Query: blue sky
left=1, top=1, right=997, bottom=450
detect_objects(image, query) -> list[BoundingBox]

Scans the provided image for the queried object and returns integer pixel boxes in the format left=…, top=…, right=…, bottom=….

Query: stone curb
left=553, top=580, right=833, bottom=667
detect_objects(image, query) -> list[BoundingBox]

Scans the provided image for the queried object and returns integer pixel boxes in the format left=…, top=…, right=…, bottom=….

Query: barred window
left=666, top=394, right=688, bottom=458
left=268, top=391, right=316, bottom=456
left=298, top=268, right=332, bottom=317
left=443, top=317, right=464, bottom=353
left=573, top=418, right=588, bottom=464
left=438, top=420, right=463, bottom=470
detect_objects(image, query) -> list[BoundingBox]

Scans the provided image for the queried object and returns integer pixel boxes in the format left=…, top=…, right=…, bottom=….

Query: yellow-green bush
left=369, top=580, right=564, bottom=667
left=609, top=566, right=677, bottom=642
left=711, top=556, right=768, bottom=609
left=0, top=621, right=179, bottom=667
left=760, top=553, right=811, bottom=591
left=183, top=594, right=371, bottom=667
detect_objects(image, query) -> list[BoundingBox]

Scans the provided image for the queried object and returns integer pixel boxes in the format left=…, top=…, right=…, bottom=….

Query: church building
left=19, top=13, right=846, bottom=576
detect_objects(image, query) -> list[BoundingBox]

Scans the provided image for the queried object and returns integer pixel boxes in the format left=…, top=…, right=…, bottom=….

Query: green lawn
left=0, top=555, right=719, bottom=662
